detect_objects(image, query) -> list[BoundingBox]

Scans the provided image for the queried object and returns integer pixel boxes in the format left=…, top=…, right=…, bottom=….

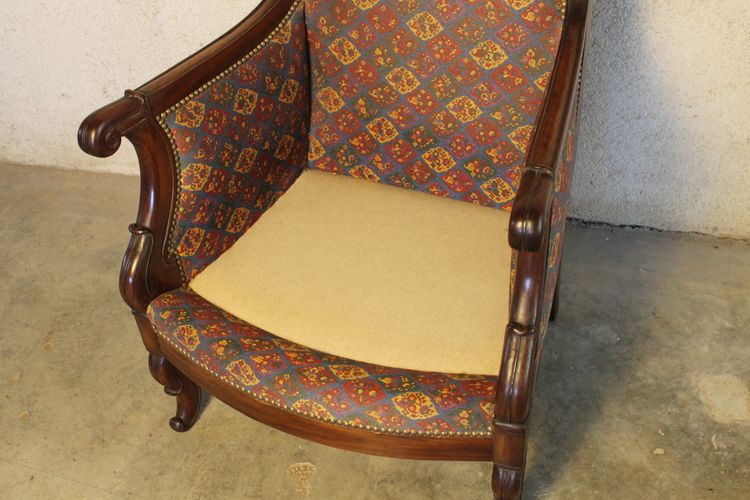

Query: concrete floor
left=1, top=163, right=748, bottom=499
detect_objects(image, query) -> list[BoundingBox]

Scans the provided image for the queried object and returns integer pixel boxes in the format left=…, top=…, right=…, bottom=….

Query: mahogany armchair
left=78, top=0, right=590, bottom=497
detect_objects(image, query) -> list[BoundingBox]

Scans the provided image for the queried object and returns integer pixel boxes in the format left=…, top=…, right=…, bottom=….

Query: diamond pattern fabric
left=163, top=4, right=310, bottom=280
left=149, top=288, right=497, bottom=436
left=306, top=0, right=566, bottom=210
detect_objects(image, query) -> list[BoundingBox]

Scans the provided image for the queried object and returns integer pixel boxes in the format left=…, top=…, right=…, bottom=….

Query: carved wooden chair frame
left=79, top=1, right=591, bottom=497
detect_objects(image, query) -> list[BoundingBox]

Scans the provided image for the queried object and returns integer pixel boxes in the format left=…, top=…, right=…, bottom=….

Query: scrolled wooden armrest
left=78, top=0, right=295, bottom=159
left=78, top=93, right=148, bottom=158
left=508, top=0, right=589, bottom=252
left=509, top=167, right=555, bottom=252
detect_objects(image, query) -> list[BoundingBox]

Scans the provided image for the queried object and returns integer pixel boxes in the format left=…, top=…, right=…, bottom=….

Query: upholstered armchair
left=78, top=0, right=589, bottom=497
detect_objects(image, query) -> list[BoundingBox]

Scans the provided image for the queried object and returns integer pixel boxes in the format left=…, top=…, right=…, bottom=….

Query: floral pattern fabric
left=306, top=0, right=566, bottom=210
left=148, top=288, right=497, bottom=436
left=163, top=4, right=310, bottom=281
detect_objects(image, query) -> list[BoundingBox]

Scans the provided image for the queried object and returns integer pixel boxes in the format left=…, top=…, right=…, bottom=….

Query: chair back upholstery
left=305, top=0, right=566, bottom=210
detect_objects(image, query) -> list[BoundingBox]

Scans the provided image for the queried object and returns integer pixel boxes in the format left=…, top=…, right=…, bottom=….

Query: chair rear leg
left=169, top=369, right=201, bottom=432
left=549, top=243, right=565, bottom=322
left=549, top=272, right=561, bottom=322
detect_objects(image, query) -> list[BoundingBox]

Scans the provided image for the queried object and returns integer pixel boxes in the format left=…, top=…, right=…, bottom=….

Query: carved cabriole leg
left=135, top=310, right=201, bottom=431
left=133, top=312, right=181, bottom=395
left=169, top=369, right=201, bottom=432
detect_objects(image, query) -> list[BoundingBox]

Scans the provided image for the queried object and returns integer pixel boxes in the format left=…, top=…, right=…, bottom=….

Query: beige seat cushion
left=190, top=169, right=512, bottom=376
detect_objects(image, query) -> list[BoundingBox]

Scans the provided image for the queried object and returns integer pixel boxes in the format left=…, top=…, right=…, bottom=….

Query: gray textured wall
left=1, top=0, right=748, bottom=237
left=571, top=0, right=750, bottom=237
left=0, top=0, right=255, bottom=174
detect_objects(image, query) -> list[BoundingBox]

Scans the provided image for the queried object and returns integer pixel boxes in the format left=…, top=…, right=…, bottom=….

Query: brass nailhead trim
left=150, top=320, right=493, bottom=438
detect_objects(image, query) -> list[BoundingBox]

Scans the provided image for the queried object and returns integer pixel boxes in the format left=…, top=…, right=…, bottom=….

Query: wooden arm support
left=493, top=1, right=591, bottom=497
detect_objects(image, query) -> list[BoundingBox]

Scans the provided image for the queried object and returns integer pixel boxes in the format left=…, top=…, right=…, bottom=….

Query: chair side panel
left=541, top=92, right=579, bottom=333
left=161, top=1, right=310, bottom=281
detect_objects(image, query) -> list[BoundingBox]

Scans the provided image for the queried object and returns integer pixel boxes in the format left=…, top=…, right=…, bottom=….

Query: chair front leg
left=134, top=312, right=202, bottom=431
left=133, top=312, right=181, bottom=394
left=492, top=325, right=538, bottom=499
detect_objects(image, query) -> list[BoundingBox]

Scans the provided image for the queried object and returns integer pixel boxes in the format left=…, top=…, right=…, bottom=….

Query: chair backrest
left=305, top=0, right=566, bottom=211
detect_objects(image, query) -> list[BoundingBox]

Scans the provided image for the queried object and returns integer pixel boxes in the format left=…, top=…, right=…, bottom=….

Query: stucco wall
left=573, top=0, right=750, bottom=238
left=0, top=0, right=259, bottom=174
left=1, top=0, right=748, bottom=237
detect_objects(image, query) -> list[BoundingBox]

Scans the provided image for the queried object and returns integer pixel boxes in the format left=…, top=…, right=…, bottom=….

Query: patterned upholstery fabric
left=159, top=0, right=570, bottom=283
left=148, top=288, right=496, bottom=437
left=162, top=4, right=310, bottom=281
left=306, top=0, right=566, bottom=210
left=540, top=97, right=579, bottom=334
left=141, top=0, right=581, bottom=442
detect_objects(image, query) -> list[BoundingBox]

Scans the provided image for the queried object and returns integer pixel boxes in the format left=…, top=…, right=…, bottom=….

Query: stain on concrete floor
left=694, top=374, right=750, bottom=425
left=287, top=462, right=317, bottom=498
left=0, top=164, right=749, bottom=499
